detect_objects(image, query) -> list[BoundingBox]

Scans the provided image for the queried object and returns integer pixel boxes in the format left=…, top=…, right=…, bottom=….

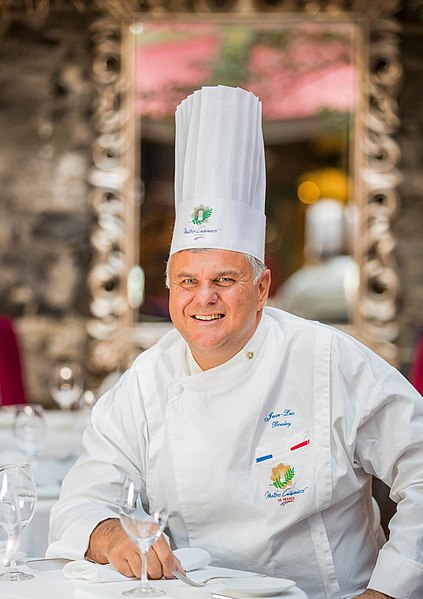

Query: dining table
left=0, top=561, right=309, bottom=599
left=0, top=406, right=87, bottom=557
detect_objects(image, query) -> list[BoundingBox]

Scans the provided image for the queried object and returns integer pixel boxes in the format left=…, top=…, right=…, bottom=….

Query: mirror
left=88, top=1, right=402, bottom=374
left=135, top=21, right=355, bottom=322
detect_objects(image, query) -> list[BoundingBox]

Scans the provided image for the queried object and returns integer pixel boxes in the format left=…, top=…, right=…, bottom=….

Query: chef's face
left=168, top=249, right=271, bottom=370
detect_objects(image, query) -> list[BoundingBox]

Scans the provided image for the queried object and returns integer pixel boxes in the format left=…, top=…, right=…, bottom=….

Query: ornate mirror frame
left=87, top=0, right=402, bottom=374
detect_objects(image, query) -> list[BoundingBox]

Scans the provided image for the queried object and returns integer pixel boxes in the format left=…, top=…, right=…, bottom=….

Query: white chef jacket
left=47, top=308, right=423, bottom=599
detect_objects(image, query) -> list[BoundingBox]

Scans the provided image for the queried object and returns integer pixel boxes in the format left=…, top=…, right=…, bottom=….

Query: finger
left=108, top=538, right=141, bottom=578
left=145, top=545, right=163, bottom=580
left=151, top=536, right=184, bottom=579
left=126, top=549, right=142, bottom=578
left=167, top=556, right=184, bottom=577
left=112, top=555, right=139, bottom=578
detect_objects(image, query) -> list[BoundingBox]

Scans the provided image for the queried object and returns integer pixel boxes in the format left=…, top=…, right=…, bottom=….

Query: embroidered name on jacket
left=263, top=409, right=295, bottom=428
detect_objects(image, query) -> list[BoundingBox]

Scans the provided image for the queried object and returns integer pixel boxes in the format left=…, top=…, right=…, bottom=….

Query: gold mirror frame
left=88, top=0, right=402, bottom=374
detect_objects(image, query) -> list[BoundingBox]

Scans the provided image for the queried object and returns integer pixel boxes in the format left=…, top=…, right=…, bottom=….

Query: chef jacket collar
left=186, top=348, right=202, bottom=375
left=180, top=311, right=269, bottom=389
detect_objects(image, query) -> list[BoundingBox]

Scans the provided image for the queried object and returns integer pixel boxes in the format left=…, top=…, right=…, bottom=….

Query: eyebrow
left=214, top=270, right=240, bottom=278
left=175, top=269, right=241, bottom=279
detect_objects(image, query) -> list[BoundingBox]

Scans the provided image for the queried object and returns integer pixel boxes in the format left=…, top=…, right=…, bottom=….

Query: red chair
left=0, top=316, right=28, bottom=406
left=410, top=333, right=423, bottom=396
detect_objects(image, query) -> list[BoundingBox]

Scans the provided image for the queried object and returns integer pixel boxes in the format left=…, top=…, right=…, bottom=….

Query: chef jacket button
left=247, top=351, right=254, bottom=360
left=173, top=384, right=184, bottom=394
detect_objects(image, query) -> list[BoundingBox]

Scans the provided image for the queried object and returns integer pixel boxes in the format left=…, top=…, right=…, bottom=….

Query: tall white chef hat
left=170, top=85, right=266, bottom=263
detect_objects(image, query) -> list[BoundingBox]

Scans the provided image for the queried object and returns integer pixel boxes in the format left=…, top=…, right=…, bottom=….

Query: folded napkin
left=63, top=560, right=125, bottom=583
left=174, top=547, right=211, bottom=571
left=63, top=547, right=211, bottom=583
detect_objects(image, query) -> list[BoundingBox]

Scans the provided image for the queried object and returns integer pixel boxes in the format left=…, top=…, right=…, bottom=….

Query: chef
left=48, top=86, right=423, bottom=599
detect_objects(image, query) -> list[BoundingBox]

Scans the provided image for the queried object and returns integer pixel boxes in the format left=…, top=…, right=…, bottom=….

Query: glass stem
left=140, top=548, right=148, bottom=587
left=4, top=519, right=22, bottom=571
left=5, top=531, right=17, bottom=569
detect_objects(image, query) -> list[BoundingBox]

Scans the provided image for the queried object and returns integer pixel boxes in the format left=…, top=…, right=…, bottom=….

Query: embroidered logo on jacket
left=264, top=463, right=308, bottom=506
left=270, top=463, right=295, bottom=489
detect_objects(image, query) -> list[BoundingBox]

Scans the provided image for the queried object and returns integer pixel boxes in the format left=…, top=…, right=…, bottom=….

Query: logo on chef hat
left=191, top=205, right=213, bottom=226
left=270, top=463, right=295, bottom=489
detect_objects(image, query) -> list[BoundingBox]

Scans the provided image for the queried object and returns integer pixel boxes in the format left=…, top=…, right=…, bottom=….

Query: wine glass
left=13, top=404, right=46, bottom=464
left=75, top=390, right=97, bottom=431
left=119, top=474, right=168, bottom=596
left=48, top=362, right=83, bottom=409
left=0, top=464, right=37, bottom=581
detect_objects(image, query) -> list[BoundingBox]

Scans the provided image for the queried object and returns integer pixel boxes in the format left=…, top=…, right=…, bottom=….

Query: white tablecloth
left=0, top=564, right=309, bottom=599
left=0, top=408, right=86, bottom=557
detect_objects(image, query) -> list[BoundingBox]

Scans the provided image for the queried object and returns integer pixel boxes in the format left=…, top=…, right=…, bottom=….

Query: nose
left=194, top=281, right=219, bottom=305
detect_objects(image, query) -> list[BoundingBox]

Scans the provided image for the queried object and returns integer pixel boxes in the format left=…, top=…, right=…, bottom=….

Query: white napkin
left=174, top=547, right=211, bottom=571
left=63, top=547, right=211, bottom=583
left=63, top=560, right=125, bottom=583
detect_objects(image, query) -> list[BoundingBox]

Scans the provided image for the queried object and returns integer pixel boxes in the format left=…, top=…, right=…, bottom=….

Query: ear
left=256, top=269, right=272, bottom=311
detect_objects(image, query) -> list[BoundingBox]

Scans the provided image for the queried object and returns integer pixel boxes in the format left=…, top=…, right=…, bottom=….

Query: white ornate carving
left=357, top=14, right=403, bottom=364
left=88, top=0, right=402, bottom=372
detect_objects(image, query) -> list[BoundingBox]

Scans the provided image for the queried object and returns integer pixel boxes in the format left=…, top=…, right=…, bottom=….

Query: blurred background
left=0, top=1, right=422, bottom=407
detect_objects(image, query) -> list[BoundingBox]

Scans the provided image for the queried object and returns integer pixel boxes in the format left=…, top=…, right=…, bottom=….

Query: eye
left=180, top=278, right=196, bottom=285
left=215, top=277, right=235, bottom=286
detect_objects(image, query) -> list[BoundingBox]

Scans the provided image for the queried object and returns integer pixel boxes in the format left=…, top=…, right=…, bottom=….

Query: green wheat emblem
left=270, top=464, right=295, bottom=489
left=192, top=205, right=213, bottom=225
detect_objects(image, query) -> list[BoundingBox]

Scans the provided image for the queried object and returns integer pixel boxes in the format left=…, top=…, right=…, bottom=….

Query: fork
left=172, top=570, right=264, bottom=587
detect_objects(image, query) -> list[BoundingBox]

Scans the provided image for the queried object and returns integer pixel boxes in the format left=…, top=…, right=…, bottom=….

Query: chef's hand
left=353, top=591, right=393, bottom=599
left=85, top=518, right=184, bottom=579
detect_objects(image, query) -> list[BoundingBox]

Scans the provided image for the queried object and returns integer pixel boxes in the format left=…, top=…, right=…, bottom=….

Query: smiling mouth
left=193, top=314, right=223, bottom=321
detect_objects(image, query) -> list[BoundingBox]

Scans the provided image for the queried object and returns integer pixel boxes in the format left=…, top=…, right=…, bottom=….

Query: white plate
left=222, top=577, right=296, bottom=597
left=27, top=558, right=71, bottom=571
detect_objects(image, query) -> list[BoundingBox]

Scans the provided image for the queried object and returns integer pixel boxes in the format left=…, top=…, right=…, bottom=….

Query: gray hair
left=165, top=249, right=266, bottom=289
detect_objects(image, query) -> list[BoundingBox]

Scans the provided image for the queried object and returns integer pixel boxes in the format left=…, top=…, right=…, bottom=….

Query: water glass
left=0, top=463, right=37, bottom=581
left=49, top=362, right=83, bottom=409
left=13, top=404, right=46, bottom=462
left=119, top=474, right=168, bottom=596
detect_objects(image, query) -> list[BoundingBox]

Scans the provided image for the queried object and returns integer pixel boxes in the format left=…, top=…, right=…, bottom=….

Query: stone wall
left=0, top=3, right=422, bottom=406
left=0, top=9, right=97, bottom=405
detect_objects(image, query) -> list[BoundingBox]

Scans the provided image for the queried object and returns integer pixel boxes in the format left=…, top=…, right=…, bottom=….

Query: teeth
left=194, top=314, right=222, bottom=321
